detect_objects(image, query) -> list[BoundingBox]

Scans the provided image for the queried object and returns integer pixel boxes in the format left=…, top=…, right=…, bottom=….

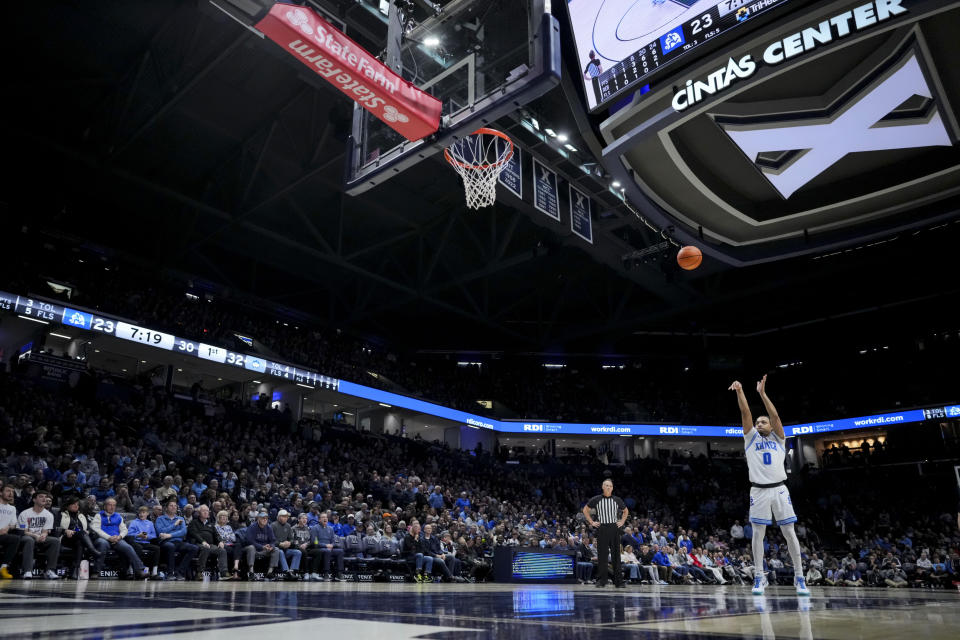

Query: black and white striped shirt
left=587, top=495, right=625, bottom=525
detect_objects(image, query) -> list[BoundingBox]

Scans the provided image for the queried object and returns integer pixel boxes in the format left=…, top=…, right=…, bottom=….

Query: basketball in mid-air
left=677, top=246, right=703, bottom=271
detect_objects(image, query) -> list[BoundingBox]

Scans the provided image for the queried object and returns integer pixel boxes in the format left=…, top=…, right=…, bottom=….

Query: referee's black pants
left=596, top=524, right=622, bottom=584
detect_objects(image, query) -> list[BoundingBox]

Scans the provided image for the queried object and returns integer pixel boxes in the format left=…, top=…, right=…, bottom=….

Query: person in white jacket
left=58, top=495, right=101, bottom=578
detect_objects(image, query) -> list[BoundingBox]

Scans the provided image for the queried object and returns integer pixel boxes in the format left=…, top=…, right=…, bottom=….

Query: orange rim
left=444, top=128, right=514, bottom=171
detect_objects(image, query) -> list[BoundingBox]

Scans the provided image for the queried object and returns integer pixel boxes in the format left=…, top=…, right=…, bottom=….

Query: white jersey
left=745, top=430, right=787, bottom=485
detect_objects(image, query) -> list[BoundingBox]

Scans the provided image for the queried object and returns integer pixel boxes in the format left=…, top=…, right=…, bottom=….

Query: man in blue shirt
left=307, top=512, right=343, bottom=581
left=91, top=478, right=115, bottom=503
left=156, top=500, right=198, bottom=580
left=652, top=544, right=673, bottom=583
left=305, top=503, right=320, bottom=527
left=455, top=492, right=471, bottom=515
left=428, top=486, right=445, bottom=511
left=68, top=460, right=87, bottom=487
left=190, top=478, right=208, bottom=497
left=338, top=514, right=356, bottom=538
left=243, top=511, right=280, bottom=581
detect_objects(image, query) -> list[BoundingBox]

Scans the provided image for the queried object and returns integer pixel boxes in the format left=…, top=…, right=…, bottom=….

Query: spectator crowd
left=2, top=372, right=958, bottom=589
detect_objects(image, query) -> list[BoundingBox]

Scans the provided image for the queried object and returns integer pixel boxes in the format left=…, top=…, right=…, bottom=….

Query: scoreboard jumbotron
left=567, top=0, right=795, bottom=110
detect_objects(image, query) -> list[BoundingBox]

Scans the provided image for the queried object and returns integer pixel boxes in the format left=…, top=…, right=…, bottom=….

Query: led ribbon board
left=2, top=288, right=953, bottom=439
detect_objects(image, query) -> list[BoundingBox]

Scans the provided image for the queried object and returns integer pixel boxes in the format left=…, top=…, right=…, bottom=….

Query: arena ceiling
left=3, top=0, right=959, bottom=352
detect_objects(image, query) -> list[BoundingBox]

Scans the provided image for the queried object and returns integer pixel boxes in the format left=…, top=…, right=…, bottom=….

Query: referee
left=582, top=479, right=628, bottom=588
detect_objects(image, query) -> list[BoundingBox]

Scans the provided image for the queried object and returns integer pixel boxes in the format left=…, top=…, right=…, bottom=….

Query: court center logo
left=718, top=50, right=953, bottom=199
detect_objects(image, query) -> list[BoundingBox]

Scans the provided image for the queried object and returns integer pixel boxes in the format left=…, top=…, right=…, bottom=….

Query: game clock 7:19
left=115, top=322, right=175, bottom=350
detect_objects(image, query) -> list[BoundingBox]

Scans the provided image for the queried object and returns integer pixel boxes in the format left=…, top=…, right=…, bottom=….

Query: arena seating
left=1, top=373, right=957, bottom=587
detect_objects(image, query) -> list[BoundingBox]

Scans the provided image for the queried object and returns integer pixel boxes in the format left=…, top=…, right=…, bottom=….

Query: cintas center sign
left=256, top=2, right=442, bottom=142
left=672, top=0, right=908, bottom=112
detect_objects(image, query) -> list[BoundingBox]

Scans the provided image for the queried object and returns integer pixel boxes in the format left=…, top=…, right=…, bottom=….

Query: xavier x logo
left=720, top=51, right=953, bottom=199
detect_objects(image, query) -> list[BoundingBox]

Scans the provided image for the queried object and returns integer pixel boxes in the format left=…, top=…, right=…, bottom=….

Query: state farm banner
left=256, top=2, right=442, bottom=142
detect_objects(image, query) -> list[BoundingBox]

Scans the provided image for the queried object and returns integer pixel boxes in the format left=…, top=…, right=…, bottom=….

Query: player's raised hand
left=728, top=381, right=742, bottom=392
left=756, top=374, right=768, bottom=395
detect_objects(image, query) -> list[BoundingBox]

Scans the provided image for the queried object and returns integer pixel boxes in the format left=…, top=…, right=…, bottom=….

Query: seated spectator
left=90, top=497, right=147, bottom=580
left=134, top=487, right=159, bottom=511
left=187, top=504, right=230, bottom=580
left=621, top=545, right=641, bottom=583
left=215, top=510, right=243, bottom=579
left=340, top=513, right=356, bottom=538
left=824, top=556, right=840, bottom=586
left=404, top=522, right=433, bottom=583
left=127, top=506, right=162, bottom=579
left=621, top=526, right=643, bottom=551
left=155, top=476, right=177, bottom=504
left=307, top=512, right=343, bottom=582
left=156, top=500, right=198, bottom=581
left=666, top=546, right=691, bottom=584
left=375, top=523, right=401, bottom=560
left=881, top=552, right=908, bottom=588
left=844, top=567, right=864, bottom=587
left=291, top=513, right=313, bottom=577
left=17, top=491, right=60, bottom=579
left=244, top=510, right=280, bottom=582
left=421, top=523, right=452, bottom=582
left=805, top=562, right=823, bottom=586
left=271, top=509, right=301, bottom=579
left=57, top=495, right=101, bottom=579
left=439, top=531, right=463, bottom=581
left=649, top=544, right=672, bottom=584
left=0, top=485, right=19, bottom=579
left=361, top=525, right=380, bottom=560
left=91, top=478, right=115, bottom=503
left=929, top=554, right=949, bottom=588
left=697, top=549, right=726, bottom=584
left=114, top=484, right=135, bottom=513
left=730, top=520, right=744, bottom=541
left=914, top=550, right=933, bottom=587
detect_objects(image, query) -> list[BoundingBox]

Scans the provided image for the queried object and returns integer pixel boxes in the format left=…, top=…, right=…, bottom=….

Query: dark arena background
left=1, top=0, right=959, bottom=638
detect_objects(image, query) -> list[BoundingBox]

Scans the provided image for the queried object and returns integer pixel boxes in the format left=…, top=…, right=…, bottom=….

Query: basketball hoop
left=444, top=128, right=514, bottom=210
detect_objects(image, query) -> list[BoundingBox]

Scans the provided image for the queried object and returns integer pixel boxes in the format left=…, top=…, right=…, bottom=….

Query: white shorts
left=749, top=485, right=797, bottom=527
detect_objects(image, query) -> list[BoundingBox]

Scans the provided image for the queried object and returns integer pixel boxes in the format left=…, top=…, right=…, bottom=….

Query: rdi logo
left=523, top=424, right=545, bottom=432
left=792, top=426, right=814, bottom=435
left=659, top=427, right=679, bottom=434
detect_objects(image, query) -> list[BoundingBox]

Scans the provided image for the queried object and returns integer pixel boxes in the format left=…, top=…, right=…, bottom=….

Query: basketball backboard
left=344, top=0, right=560, bottom=194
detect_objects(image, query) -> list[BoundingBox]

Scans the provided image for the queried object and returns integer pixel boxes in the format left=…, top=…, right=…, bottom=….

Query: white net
left=445, top=129, right=514, bottom=210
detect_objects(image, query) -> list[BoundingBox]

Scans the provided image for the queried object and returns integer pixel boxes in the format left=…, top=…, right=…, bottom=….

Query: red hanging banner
left=256, top=2, right=442, bottom=142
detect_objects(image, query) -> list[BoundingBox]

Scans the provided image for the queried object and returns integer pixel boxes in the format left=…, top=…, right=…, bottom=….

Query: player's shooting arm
left=729, top=381, right=753, bottom=436
left=757, top=374, right=785, bottom=440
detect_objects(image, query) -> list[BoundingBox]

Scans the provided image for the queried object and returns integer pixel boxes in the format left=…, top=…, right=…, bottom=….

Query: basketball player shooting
left=729, top=375, right=810, bottom=596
